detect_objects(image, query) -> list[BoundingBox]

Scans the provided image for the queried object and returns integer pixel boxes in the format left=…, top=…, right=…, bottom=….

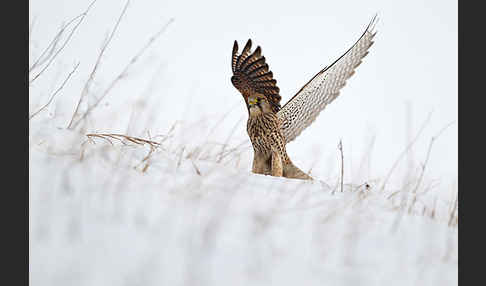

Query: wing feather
left=231, top=39, right=282, bottom=113
left=248, top=64, right=269, bottom=77
left=277, top=15, right=378, bottom=143
left=236, top=39, right=252, bottom=70
left=231, top=41, right=239, bottom=72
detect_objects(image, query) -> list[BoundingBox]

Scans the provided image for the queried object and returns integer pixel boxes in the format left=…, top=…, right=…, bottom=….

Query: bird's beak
left=248, top=97, right=258, bottom=107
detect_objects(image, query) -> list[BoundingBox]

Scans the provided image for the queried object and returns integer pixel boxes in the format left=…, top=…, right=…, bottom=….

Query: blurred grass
left=29, top=4, right=457, bottom=285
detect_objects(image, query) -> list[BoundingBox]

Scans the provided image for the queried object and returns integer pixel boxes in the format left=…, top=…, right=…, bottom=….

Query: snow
left=29, top=0, right=457, bottom=285
left=29, top=120, right=457, bottom=285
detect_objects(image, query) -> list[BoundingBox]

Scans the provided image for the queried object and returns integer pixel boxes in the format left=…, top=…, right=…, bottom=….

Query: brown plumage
left=231, top=16, right=378, bottom=180
left=231, top=39, right=281, bottom=113
left=244, top=93, right=312, bottom=179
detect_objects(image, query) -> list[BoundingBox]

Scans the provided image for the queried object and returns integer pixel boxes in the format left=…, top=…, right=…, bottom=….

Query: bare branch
left=29, top=62, right=80, bottom=120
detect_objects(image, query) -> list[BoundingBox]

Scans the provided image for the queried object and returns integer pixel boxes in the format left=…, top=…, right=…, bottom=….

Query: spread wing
left=231, top=39, right=281, bottom=113
left=277, top=15, right=378, bottom=143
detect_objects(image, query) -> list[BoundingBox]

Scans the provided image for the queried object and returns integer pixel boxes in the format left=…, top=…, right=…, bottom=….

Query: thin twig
left=68, top=16, right=174, bottom=130
left=136, top=145, right=157, bottom=173
left=338, top=139, right=344, bottom=193
left=191, top=160, right=202, bottom=176
left=88, top=134, right=114, bottom=146
left=86, top=133, right=161, bottom=149
left=216, top=140, right=250, bottom=162
left=357, top=134, right=376, bottom=180
left=29, top=0, right=97, bottom=84
left=29, top=16, right=37, bottom=47
left=29, top=16, right=79, bottom=73
left=381, top=111, right=433, bottom=192
left=29, top=62, right=80, bottom=120
left=218, top=116, right=243, bottom=163
left=67, top=0, right=131, bottom=129
left=177, top=147, right=185, bottom=169
left=448, top=191, right=458, bottom=227
left=206, top=103, right=240, bottom=140
left=410, top=121, right=455, bottom=195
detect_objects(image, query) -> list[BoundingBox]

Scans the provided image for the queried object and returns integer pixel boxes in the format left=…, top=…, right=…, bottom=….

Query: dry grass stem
left=217, top=117, right=243, bottom=163
left=86, top=133, right=161, bottom=149
left=357, top=134, right=376, bottom=180
left=410, top=121, right=455, bottom=195
left=177, top=147, right=185, bottom=169
left=29, top=16, right=37, bottom=47
left=448, top=192, right=458, bottom=227
left=205, top=103, right=240, bottom=140
left=134, top=145, right=157, bottom=173
left=68, top=14, right=174, bottom=130
left=338, top=139, right=344, bottom=193
left=30, top=62, right=80, bottom=120
left=29, top=0, right=97, bottom=84
left=191, top=160, right=202, bottom=176
left=29, top=16, right=79, bottom=73
left=381, top=111, right=433, bottom=192
left=67, top=0, right=130, bottom=129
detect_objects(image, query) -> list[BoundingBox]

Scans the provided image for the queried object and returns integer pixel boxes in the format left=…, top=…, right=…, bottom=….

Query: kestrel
left=231, top=16, right=377, bottom=180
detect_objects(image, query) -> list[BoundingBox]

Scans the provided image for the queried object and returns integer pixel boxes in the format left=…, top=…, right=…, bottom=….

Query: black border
left=5, top=0, right=28, bottom=284
left=22, top=1, right=462, bottom=285
left=459, top=1, right=480, bottom=285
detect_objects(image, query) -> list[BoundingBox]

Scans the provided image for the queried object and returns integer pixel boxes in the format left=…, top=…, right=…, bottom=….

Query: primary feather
left=231, top=39, right=282, bottom=113
left=277, top=15, right=377, bottom=143
left=229, top=16, right=377, bottom=180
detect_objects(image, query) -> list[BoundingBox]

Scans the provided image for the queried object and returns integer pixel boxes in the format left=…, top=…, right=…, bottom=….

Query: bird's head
left=247, top=94, right=272, bottom=116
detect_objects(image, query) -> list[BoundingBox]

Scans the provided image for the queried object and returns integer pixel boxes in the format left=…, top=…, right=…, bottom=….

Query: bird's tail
left=283, top=162, right=313, bottom=180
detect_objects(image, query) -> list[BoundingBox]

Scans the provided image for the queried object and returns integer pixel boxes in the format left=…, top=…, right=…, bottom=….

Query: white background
left=29, top=1, right=458, bottom=285
left=29, top=0, right=457, bottom=188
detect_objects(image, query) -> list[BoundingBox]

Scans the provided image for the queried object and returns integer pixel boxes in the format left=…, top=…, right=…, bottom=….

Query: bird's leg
left=252, top=151, right=266, bottom=174
left=271, top=150, right=283, bottom=177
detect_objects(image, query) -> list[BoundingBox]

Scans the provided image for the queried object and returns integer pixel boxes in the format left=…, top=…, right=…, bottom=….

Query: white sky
left=29, top=0, right=457, bottom=186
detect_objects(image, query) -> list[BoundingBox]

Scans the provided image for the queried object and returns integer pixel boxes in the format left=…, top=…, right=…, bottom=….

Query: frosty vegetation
left=29, top=1, right=457, bottom=285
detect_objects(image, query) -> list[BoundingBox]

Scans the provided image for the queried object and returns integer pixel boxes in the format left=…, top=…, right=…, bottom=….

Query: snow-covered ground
left=29, top=120, right=457, bottom=286
left=29, top=0, right=457, bottom=285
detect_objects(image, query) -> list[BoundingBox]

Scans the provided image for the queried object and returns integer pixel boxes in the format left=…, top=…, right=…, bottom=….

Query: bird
left=231, top=16, right=377, bottom=180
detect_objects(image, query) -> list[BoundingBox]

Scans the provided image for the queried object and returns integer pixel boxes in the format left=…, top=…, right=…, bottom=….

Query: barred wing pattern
left=278, top=16, right=377, bottom=143
left=231, top=39, right=282, bottom=113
